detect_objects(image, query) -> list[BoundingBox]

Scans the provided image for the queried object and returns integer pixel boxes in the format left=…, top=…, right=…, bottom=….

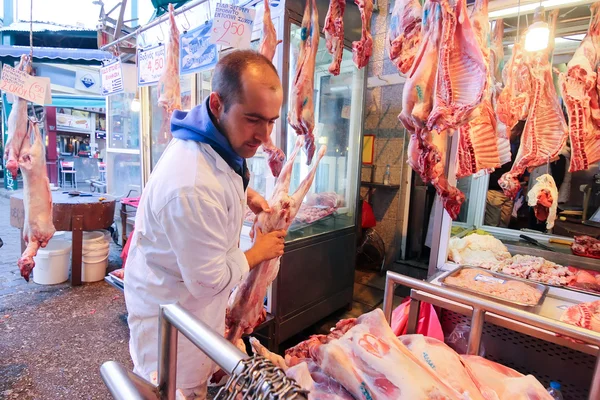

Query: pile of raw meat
left=560, top=300, right=600, bottom=342
left=571, top=235, right=600, bottom=259
left=245, top=309, right=551, bottom=399
left=294, top=204, right=337, bottom=225
left=480, top=254, right=573, bottom=286
left=448, top=233, right=512, bottom=266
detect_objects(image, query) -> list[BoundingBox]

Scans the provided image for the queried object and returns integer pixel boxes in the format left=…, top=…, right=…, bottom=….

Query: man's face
left=209, top=67, right=283, bottom=159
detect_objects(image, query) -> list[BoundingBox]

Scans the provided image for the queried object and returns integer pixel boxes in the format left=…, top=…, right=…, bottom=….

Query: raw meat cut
left=225, top=137, right=326, bottom=344
left=469, top=0, right=490, bottom=62
left=489, top=19, right=504, bottom=91
left=352, top=0, right=373, bottom=69
left=157, top=4, right=181, bottom=145
left=571, top=235, right=600, bottom=259
left=249, top=337, right=289, bottom=370
left=17, top=121, right=56, bottom=281
left=294, top=205, right=336, bottom=224
left=286, top=361, right=355, bottom=400
left=560, top=300, right=600, bottom=342
left=305, top=192, right=343, bottom=208
left=567, top=266, right=600, bottom=293
left=499, top=45, right=568, bottom=199
left=526, top=174, right=558, bottom=229
left=323, top=0, right=346, bottom=76
left=480, top=254, right=573, bottom=286
left=288, top=0, right=319, bottom=164
left=398, top=335, right=492, bottom=400
left=559, top=3, right=600, bottom=172
left=448, top=233, right=511, bottom=266
left=427, top=0, right=487, bottom=132
left=461, top=355, right=552, bottom=400
left=496, top=121, right=512, bottom=166
left=311, top=309, right=462, bottom=399
left=387, top=0, right=422, bottom=74
left=262, top=137, right=285, bottom=177
left=496, top=41, right=533, bottom=131
left=258, top=0, right=282, bottom=62
left=4, top=55, right=32, bottom=179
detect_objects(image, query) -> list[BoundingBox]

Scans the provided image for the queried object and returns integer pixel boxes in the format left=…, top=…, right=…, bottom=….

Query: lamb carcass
left=4, top=55, right=32, bottom=179
left=469, top=0, right=490, bottom=62
left=352, top=0, right=373, bottom=69
left=225, top=137, right=326, bottom=344
left=288, top=0, right=319, bottom=164
left=499, top=50, right=568, bottom=199
left=489, top=19, right=505, bottom=92
left=286, top=361, right=355, bottom=400
left=157, top=4, right=181, bottom=145
left=323, top=0, right=346, bottom=76
left=559, top=3, right=600, bottom=172
left=387, top=0, right=422, bottom=74
left=427, top=0, right=487, bottom=132
left=461, top=356, right=552, bottom=400
left=17, top=121, right=56, bottom=281
left=527, top=173, right=558, bottom=229
left=258, top=0, right=282, bottom=62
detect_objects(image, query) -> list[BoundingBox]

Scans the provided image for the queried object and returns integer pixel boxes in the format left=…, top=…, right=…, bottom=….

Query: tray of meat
left=289, top=205, right=337, bottom=231
left=565, top=266, right=600, bottom=295
left=440, top=266, right=548, bottom=307
left=571, top=236, right=600, bottom=259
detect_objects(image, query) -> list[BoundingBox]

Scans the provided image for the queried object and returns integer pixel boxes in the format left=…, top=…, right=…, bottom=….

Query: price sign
left=137, top=44, right=166, bottom=86
left=100, top=59, right=124, bottom=96
left=180, top=20, right=219, bottom=75
left=0, top=64, right=51, bottom=105
left=209, top=3, right=256, bottom=49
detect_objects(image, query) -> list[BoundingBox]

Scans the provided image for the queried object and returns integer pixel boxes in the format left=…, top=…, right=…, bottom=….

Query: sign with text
left=180, top=21, right=219, bottom=75
left=56, top=112, right=92, bottom=132
left=100, top=59, right=124, bottom=96
left=137, top=44, right=166, bottom=86
left=0, top=64, right=51, bottom=105
left=209, top=3, right=255, bottom=49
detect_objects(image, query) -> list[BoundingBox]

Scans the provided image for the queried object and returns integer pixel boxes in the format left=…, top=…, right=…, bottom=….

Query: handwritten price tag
left=209, top=3, right=255, bottom=49
left=100, top=59, right=124, bottom=96
left=0, top=64, right=51, bottom=105
left=137, top=44, right=166, bottom=86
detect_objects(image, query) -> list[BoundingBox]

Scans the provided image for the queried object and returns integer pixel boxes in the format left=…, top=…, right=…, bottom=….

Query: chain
left=215, top=356, right=309, bottom=400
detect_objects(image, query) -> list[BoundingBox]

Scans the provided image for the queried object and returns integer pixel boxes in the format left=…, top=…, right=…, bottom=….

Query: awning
left=0, top=46, right=115, bottom=63
left=2, top=93, right=106, bottom=109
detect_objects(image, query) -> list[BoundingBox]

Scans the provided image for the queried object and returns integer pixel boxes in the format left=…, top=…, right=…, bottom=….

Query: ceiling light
left=489, top=0, right=582, bottom=18
left=525, top=7, right=550, bottom=52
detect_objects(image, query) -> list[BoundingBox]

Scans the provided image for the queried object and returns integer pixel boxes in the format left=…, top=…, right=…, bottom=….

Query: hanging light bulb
left=525, top=6, right=550, bottom=52
left=130, top=90, right=141, bottom=112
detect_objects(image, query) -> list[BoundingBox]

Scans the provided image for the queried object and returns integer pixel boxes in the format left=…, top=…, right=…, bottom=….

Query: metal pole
left=382, top=272, right=396, bottom=323
left=158, top=308, right=178, bottom=400
left=405, top=296, right=421, bottom=335
left=100, top=361, right=159, bottom=400
left=467, top=308, right=486, bottom=355
left=100, top=0, right=211, bottom=51
left=160, top=304, right=249, bottom=376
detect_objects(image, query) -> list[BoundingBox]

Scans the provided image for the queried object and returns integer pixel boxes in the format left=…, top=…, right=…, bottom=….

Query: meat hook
left=181, top=11, right=191, bottom=32
left=157, top=23, right=165, bottom=43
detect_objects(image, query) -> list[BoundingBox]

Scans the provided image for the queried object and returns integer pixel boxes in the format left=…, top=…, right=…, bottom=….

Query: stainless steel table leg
left=467, top=308, right=486, bottom=355
left=158, top=308, right=178, bottom=400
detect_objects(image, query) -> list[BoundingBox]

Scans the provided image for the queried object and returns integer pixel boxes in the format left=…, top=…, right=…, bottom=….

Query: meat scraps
left=526, top=174, right=559, bottom=229
left=571, top=235, right=600, bottom=259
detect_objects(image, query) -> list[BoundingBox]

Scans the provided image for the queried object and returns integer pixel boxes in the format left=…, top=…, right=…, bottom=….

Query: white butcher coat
left=124, top=138, right=249, bottom=390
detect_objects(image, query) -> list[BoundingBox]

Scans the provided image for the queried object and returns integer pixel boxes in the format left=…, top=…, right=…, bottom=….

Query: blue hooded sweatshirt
left=170, top=98, right=250, bottom=189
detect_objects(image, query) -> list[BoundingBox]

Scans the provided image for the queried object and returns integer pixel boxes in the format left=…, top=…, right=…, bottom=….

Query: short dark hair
left=211, top=50, right=279, bottom=112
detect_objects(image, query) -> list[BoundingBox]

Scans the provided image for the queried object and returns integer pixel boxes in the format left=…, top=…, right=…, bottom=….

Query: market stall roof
left=0, top=45, right=116, bottom=64
left=0, top=20, right=91, bottom=33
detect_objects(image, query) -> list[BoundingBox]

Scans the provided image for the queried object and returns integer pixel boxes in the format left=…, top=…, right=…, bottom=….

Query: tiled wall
left=359, top=0, right=412, bottom=267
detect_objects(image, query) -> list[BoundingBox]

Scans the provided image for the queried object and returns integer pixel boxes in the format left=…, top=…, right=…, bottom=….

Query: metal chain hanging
left=215, top=356, right=309, bottom=400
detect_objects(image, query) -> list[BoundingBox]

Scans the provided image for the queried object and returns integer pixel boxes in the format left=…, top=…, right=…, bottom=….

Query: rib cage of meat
left=225, top=137, right=327, bottom=344
left=4, top=55, right=32, bottom=179
left=352, top=0, right=373, bottom=69
left=18, top=121, right=56, bottom=281
left=157, top=4, right=181, bottom=145
left=323, top=0, right=346, bottom=76
left=427, top=0, right=487, bottom=132
left=560, top=3, right=600, bottom=172
left=387, top=0, right=422, bottom=75
left=287, top=0, right=319, bottom=164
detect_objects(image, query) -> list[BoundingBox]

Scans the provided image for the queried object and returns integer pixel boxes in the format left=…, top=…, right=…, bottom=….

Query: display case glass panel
left=107, top=92, right=140, bottom=151
left=106, top=151, right=142, bottom=198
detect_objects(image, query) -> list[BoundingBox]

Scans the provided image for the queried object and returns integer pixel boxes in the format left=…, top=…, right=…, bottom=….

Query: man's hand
left=247, top=188, right=270, bottom=215
left=244, top=227, right=286, bottom=270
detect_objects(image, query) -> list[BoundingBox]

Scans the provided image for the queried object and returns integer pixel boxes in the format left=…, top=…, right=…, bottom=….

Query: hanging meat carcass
left=527, top=173, right=559, bottom=229
left=352, top=0, right=373, bottom=69
left=323, top=0, right=346, bottom=76
left=4, top=55, right=32, bottom=179
left=225, top=137, right=326, bottom=345
left=156, top=4, right=181, bottom=145
left=288, top=0, right=319, bottom=164
left=427, top=0, right=487, bottom=133
left=387, top=0, right=422, bottom=74
left=17, top=121, right=56, bottom=281
left=559, top=3, right=600, bottom=172
left=490, top=19, right=505, bottom=94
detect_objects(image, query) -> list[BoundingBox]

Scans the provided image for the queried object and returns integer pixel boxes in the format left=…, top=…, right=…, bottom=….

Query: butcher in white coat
left=124, top=50, right=286, bottom=399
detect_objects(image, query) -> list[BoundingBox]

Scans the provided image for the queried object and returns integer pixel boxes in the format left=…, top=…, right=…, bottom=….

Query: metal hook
left=181, top=11, right=191, bottom=31
left=377, top=74, right=390, bottom=84
left=157, top=23, right=165, bottom=43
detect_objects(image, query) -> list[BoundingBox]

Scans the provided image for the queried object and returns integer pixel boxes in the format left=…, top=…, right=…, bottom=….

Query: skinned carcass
left=559, top=3, right=600, bottom=172
left=323, top=0, right=346, bottom=76
left=288, top=0, right=319, bottom=164
left=489, top=19, right=505, bottom=91
left=17, top=121, right=56, bottom=281
left=427, top=0, right=487, bottom=133
left=527, top=174, right=559, bottom=229
left=225, top=137, right=327, bottom=344
left=387, top=0, right=422, bottom=74
left=352, top=0, right=373, bottom=69
left=157, top=4, right=181, bottom=145
left=4, top=55, right=32, bottom=179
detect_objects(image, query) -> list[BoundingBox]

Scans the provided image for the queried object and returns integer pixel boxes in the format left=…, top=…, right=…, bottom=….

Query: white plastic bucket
left=82, top=231, right=110, bottom=282
left=82, top=255, right=109, bottom=282
left=83, top=231, right=105, bottom=243
left=98, top=229, right=111, bottom=244
left=32, top=239, right=72, bottom=285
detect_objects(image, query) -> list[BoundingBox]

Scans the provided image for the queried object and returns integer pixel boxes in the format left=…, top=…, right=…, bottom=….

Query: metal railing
left=382, top=271, right=600, bottom=400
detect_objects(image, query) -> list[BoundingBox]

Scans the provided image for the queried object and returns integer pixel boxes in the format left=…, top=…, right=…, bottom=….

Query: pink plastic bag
left=391, top=297, right=444, bottom=342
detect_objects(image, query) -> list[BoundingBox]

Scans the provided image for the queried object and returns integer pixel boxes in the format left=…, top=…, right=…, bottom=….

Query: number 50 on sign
left=209, top=3, right=255, bottom=49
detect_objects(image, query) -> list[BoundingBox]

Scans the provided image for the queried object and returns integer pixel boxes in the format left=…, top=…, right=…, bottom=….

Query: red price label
left=216, top=20, right=246, bottom=44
